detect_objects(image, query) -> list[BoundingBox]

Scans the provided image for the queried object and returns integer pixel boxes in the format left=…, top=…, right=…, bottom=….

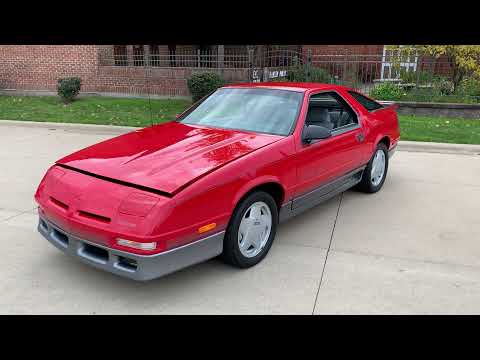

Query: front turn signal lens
left=198, top=223, right=216, bottom=233
left=116, top=238, right=156, bottom=251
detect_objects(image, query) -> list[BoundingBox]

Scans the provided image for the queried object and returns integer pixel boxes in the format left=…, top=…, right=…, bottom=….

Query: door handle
left=356, top=133, right=365, bottom=142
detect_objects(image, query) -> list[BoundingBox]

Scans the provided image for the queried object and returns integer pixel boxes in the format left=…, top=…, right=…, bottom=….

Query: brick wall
left=5, top=45, right=440, bottom=98
left=0, top=45, right=240, bottom=97
left=95, top=66, right=191, bottom=97
left=302, top=45, right=384, bottom=56
left=94, top=65, right=248, bottom=97
left=0, top=45, right=99, bottom=92
left=0, top=45, right=252, bottom=97
left=301, top=45, right=385, bottom=82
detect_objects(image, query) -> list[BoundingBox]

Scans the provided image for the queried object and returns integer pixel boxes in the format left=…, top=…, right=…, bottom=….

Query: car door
left=292, top=90, right=366, bottom=203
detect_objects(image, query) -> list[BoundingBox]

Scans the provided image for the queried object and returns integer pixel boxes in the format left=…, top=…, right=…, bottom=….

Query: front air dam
left=38, top=215, right=225, bottom=281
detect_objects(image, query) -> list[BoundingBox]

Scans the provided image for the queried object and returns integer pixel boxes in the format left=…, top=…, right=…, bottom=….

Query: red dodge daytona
left=35, top=82, right=400, bottom=280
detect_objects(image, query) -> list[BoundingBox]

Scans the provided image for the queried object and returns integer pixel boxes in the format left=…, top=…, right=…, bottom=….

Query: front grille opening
left=52, top=228, right=69, bottom=246
left=117, top=256, right=138, bottom=272
left=82, top=243, right=109, bottom=263
left=50, top=197, right=69, bottom=211
left=78, top=210, right=111, bottom=224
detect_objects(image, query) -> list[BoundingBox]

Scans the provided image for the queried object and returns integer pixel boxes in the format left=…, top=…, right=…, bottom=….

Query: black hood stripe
left=55, top=163, right=173, bottom=198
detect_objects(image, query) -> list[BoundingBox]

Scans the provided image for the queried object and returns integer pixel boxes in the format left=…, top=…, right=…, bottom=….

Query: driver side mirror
left=302, top=125, right=332, bottom=144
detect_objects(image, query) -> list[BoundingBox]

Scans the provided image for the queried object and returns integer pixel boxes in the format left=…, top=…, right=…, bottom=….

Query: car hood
left=56, top=121, right=282, bottom=194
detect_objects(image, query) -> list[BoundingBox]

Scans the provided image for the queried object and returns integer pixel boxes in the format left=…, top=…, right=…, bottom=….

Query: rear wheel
left=221, top=191, right=278, bottom=268
left=357, top=143, right=389, bottom=193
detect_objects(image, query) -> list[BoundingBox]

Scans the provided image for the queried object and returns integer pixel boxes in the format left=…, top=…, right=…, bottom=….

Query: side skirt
left=279, top=166, right=366, bottom=223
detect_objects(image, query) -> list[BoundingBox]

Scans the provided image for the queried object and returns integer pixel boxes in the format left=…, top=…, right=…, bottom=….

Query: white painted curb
left=397, top=141, right=480, bottom=155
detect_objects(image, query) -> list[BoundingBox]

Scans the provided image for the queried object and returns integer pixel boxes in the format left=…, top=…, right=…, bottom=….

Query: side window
left=348, top=91, right=384, bottom=112
left=305, top=92, right=358, bottom=131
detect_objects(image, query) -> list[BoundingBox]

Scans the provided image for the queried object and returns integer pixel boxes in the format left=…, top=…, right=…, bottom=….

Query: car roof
left=221, top=82, right=352, bottom=93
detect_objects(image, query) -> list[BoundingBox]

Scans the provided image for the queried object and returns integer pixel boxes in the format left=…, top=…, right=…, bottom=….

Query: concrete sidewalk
left=0, top=121, right=479, bottom=314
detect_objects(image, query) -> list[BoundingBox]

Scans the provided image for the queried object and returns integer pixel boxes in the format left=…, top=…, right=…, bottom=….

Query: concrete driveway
left=1, top=121, right=479, bottom=314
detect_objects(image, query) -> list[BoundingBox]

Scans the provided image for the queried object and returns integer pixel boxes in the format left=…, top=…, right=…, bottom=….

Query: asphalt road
left=1, top=121, right=479, bottom=314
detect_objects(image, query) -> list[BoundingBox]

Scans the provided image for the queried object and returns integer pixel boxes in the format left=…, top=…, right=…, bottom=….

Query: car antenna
left=145, top=63, right=154, bottom=127
left=147, top=92, right=154, bottom=127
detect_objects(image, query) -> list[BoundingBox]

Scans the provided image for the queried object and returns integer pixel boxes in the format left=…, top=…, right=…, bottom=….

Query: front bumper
left=38, top=215, right=224, bottom=281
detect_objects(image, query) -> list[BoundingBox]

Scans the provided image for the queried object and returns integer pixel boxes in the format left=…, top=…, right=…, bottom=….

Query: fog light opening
left=52, top=228, right=69, bottom=247
left=81, top=242, right=109, bottom=263
left=117, top=256, right=138, bottom=272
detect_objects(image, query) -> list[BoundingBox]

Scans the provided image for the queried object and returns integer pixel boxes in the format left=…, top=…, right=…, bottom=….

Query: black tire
left=221, top=191, right=278, bottom=268
left=356, top=143, right=389, bottom=193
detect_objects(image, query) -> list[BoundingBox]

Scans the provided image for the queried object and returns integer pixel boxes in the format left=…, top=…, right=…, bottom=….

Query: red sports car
left=35, top=83, right=400, bottom=281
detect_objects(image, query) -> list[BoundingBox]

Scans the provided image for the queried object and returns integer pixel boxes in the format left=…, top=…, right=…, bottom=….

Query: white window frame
left=380, top=45, right=418, bottom=80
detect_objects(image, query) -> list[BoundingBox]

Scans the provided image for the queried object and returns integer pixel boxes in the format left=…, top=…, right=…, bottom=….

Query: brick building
left=0, top=45, right=449, bottom=98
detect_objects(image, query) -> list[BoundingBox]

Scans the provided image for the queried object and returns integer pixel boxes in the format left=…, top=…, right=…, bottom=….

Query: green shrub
left=401, top=87, right=435, bottom=101
left=287, top=65, right=333, bottom=83
left=399, top=70, right=453, bottom=94
left=57, top=77, right=81, bottom=103
left=432, top=76, right=454, bottom=95
left=456, top=77, right=480, bottom=97
left=187, top=72, right=225, bottom=102
left=369, top=82, right=403, bottom=100
left=399, top=69, right=432, bottom=85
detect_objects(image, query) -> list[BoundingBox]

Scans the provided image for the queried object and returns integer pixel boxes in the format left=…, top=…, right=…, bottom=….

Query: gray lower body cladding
left=279, top=144, right=396, bottom=221
left=279, top=166, right=366, bottom=222
left=37, top=216, right=224, bottom=281
left=388, top=144, right=397, bottom=158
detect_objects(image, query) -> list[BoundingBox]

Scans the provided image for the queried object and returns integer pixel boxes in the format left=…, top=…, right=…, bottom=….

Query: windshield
left=179, top=88, right=304, bottom=136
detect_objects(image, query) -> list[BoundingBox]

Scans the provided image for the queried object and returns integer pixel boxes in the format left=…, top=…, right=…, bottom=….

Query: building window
left=266, top=45, right=299, bottom=68
left=168, top=45, right=177, bottom=67
left=198, top=45, right=215, bottom=68
left=133, top=45, right=144, bottom=66
left=381, top=45, right=418, bottom=80
left=113, top=45, right=128, bottom=66
left=150, top=45, right=160, bottom=67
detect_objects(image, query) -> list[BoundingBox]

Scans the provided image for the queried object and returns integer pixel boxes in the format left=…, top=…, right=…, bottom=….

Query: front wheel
left=356, top=143, right=389, bottom=193
left=221, top=191, right=278, bottom=268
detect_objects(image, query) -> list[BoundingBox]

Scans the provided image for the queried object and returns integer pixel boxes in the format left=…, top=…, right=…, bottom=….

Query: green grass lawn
left=398, top=115, right=480, bottom=144
left=0, top=95, right=190, bottom=127
left=1, top=95, right=480, bottom=144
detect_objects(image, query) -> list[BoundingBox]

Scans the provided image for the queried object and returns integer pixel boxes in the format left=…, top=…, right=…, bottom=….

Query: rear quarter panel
left=340, top=89, right=400, bottom=161
left=368, top=105, right=401, bottom=148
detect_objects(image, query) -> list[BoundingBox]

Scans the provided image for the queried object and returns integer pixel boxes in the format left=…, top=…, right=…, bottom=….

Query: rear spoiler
left=379, top=101, right=399, bottom=110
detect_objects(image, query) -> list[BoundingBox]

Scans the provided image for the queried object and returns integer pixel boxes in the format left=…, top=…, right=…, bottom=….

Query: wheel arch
left=376, top=135, right=391, bottom=150
left=232, top=177, right=286, bottom=212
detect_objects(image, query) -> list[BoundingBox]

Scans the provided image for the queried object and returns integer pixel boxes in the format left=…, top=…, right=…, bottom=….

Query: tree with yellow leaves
left=388, top=45, right=480, bottom=92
